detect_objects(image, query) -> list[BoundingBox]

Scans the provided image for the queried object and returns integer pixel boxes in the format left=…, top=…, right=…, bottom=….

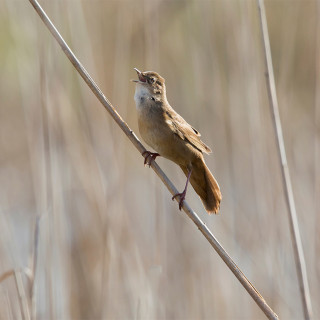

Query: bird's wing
left=164, top=109, right=212, bottom=154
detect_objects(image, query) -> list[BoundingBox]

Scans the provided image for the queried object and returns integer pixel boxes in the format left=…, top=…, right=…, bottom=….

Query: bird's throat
left=134, top=84, right=160, bottom=111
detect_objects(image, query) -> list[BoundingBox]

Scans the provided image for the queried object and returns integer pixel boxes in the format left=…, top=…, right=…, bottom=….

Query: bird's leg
left=172, top=168, right=192, bottom=210
left=142, top=151, right=160, bottom=167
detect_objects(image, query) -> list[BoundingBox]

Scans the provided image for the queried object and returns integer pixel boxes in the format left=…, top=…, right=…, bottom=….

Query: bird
left=132, top=68, right=221, bottom=214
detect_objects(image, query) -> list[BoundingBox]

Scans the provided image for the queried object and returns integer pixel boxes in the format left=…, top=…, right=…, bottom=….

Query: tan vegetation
left=0, top=1, right=318, bottom=319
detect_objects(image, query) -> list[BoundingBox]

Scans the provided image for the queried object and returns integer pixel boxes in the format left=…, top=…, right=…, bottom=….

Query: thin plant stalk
left=314, top=0, right=320, bottom=286
left=14, top=270, right=31, bottom=320
left=31, top=217, right=40, bottom=320
left=0, top=269, right=31, bottom=320
left=256, top=1, right=313, bottom=319
left=28, top=0, right=279, bottom=318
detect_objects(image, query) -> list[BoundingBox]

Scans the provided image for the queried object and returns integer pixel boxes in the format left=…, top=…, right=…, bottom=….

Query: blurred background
left=0, top=0, right=319, bottom=319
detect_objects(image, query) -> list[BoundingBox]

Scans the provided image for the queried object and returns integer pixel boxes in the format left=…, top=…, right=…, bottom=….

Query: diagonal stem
left=256, top=1, right=313, bottom=319
left=28, top=0, right=279, bottom=318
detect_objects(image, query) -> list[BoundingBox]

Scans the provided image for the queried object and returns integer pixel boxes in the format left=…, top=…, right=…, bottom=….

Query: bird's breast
left=137, top=106, right=166, bottom=149
left=137, top=107, right=196, bottom=165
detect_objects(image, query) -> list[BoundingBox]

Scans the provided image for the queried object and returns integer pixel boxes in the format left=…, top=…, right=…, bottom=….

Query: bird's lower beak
left=131, top=68, right=147, bottom=83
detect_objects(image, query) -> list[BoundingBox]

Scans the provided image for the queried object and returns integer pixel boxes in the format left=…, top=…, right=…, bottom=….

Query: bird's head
left=132, top=68, right=166, bottom=101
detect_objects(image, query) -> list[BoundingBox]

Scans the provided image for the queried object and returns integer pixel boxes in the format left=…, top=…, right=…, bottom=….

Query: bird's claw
left=172, top=190, right=186, bottom=211
left=142, top=151, right=160, bottom=167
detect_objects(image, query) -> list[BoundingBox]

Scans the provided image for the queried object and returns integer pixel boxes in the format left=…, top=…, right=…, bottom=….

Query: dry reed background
left=0, top=0, right=319, bottom=319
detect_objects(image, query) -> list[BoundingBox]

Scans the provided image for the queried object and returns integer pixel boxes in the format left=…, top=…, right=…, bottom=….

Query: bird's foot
left=172, top=189, right=187, bottom=211
left=171, top=169, right=192, bottom=211
left=142, top=151, right=160, bottom=167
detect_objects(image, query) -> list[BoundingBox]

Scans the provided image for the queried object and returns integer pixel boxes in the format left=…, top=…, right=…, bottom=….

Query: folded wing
left=165, top=109, right=212, bottom=154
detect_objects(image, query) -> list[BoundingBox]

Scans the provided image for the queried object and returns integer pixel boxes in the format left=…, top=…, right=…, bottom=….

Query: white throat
left=134, top=84, right=152, bottom=111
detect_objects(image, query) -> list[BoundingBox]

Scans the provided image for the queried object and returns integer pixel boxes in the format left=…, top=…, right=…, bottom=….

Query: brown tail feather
left=179, top=158, right=222, bottom=214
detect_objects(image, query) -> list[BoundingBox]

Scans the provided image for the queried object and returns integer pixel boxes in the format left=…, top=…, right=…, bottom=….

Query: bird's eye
left=148, top=77, right=155, bottom=84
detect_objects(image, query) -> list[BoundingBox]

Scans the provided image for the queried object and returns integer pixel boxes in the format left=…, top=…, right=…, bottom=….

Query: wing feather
left=165, top=109, right=212, bottom=154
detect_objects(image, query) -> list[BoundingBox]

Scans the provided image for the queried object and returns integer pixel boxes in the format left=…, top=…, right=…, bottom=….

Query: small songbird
left=132, top=68, right=222, bottom=214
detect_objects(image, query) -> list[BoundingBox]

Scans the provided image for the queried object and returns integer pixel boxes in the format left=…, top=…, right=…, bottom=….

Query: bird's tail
left=180, top=157, right=222, bottom=214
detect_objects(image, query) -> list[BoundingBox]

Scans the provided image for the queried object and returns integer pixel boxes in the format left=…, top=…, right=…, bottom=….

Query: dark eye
left=148, top=77, right=155, bottom=84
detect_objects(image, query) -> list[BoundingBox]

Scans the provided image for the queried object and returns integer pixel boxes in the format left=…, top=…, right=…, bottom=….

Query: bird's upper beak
left=131, top=68, right=147, bottom=83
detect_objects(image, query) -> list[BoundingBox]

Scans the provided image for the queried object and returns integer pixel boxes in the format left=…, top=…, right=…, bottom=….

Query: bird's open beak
left=131, top=68, right=147, bottom=83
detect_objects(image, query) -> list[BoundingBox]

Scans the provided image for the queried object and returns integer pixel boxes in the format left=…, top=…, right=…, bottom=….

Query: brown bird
left=132, top=68, right=222, bottom=214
